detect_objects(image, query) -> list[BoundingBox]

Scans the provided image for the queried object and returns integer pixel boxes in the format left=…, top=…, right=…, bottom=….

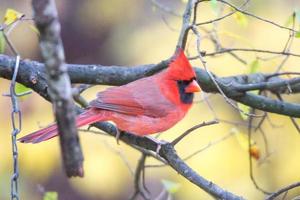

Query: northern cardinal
left=19, top=49, right=201, bottom=143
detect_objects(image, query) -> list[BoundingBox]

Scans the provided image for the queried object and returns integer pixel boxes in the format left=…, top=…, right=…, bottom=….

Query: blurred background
left=1, top=0, right=300, bottom=199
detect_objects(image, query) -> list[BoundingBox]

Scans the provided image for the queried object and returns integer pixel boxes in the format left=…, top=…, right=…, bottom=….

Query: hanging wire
left=3, top=55, right=22, bottom=200
left=1, top=15, right=31, bottom=199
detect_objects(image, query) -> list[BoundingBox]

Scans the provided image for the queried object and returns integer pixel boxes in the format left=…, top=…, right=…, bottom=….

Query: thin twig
left=248, top=109, right=271, bottom=194
left=191, top=25, right=263, bottom=118
left=195, top=0, right=250, bottom=26
left=183, top=131, right=235, bottom=161
left=146, top=130, right=235, bottom=168
left=266, top=182, right=300, bottom=200
left=276, top=94, right=300, bottom=133
left=217, top=0, right=297, bottom=32
left=266, top=72, right=300, bottom=79
left=275, top=12, right=296, bottom=73
left=176, top=0, right=195, bottom=50
left=171, top=120, right=218, bottom=145
left=129, top=154, right=150, bottom=200
left=189, top=48, right=300, bottom=59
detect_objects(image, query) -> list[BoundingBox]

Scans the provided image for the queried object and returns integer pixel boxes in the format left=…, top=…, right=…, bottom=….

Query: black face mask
left=177, top=80, right=194, bottom=104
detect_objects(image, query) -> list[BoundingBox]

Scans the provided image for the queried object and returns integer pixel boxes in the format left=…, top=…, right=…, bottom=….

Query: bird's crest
left=167, top=48, right=196, bottom=80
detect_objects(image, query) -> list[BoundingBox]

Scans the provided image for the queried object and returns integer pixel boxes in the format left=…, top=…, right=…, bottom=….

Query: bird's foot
left=146, top=136, right=168, bottom=154
left=155, top=140, right=168, bottom=154
left=115, top=128, right=121, bottom=145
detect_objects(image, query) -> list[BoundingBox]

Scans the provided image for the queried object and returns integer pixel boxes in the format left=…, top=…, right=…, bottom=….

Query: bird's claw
left=155, top=140, right=168, bottom=154
left=115, top=128, right=120, bottom=145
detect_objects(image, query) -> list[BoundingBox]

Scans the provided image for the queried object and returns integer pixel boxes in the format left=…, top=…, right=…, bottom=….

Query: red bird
left=19, top=49, right=201, bottom=143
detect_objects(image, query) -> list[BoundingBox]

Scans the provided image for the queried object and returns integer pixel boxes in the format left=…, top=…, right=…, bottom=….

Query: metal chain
left=3, top=46, right=31, bottom=200
left=1, top=14, right=29, bottom=200
left=8, top=55, right=21, bottom=200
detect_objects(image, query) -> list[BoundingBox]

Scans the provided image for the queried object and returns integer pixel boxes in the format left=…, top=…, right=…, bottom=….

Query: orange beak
left=185, top=80, right=201, bottom=93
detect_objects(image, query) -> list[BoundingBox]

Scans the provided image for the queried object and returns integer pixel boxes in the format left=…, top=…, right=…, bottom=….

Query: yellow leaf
left=232, top=128, right=250, bottom=149
left=161, top=179, right=181, bottom=194
left=3, top=9, right=24, bottom=26
left=28, top=24, right=40, bottom=35
left=233, top=11, right=248, bottom=27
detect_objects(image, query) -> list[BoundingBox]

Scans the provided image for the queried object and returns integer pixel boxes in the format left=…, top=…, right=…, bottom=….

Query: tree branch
left=1, top=54, right=300, bottom=118
left=32, top=0, right=84, bottom=177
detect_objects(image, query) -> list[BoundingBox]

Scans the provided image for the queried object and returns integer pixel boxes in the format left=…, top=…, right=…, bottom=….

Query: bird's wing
left=89, top=77, right=174, bottom=118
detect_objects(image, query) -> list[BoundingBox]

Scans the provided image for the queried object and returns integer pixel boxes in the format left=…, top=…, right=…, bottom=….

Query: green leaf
left=237, top=90, right=259, bottom=120
left=15, top=83, right=31, bottom=96
left=28, top=24, right=40, bottom=35
left=43, top=192, right=58, bottom=200
left=237, top=102, right=251, bottom=120
left=0, top=32, right=5, bottom=53
left=210, top=0, right=218, bottom=14
left=161, top=179, right=181, bottom=194
left=233, top=11, right=248, bottom=27
left=284, top=13, right=295, bottom=27
left=249, top=59, right=260, bottom=74
left=295, top=31, right=300, bottom=38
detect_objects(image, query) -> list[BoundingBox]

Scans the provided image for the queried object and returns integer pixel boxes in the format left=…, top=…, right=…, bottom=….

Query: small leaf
left=233, top=11, right=248, bottom=27
left=161, top=179, right=181, bottom=194
left=43, top=192, right=58, bottom=200
left=0, top=32, right=5, bottom=53
left=237, top=102, right=251, bottom=120
left=284, top=13, right=295, bottom=27
left=249, top=59, right=260, bottom=74
left=295, top=31, right=300, bottom=38
left=210, top=0, right=218, bottom=14
left=3, top=9, right=24, bottom=25
left=237, top=90, right=258, bottom=120
left=232, top=128, right=249, bottom=149
left=28, top=24, right=40, bottom=35
left=249, top=145, right=260, bottom=160
left=232, top=128, right=260, bottom=159
left=15, top=83, right=31, bottom=98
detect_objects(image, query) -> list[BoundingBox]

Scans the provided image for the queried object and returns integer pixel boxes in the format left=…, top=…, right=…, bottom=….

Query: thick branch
left=1, top=54, right=300, bottom=118
left=32, top=0, right=84, bottom=177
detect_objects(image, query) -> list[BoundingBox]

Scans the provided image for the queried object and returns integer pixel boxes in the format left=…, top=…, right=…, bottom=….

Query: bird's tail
left=19, top=109, right=105, bottom=143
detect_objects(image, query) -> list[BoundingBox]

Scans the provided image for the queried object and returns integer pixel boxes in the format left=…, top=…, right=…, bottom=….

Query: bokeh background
left=1, top=0, right=300, bottom=199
